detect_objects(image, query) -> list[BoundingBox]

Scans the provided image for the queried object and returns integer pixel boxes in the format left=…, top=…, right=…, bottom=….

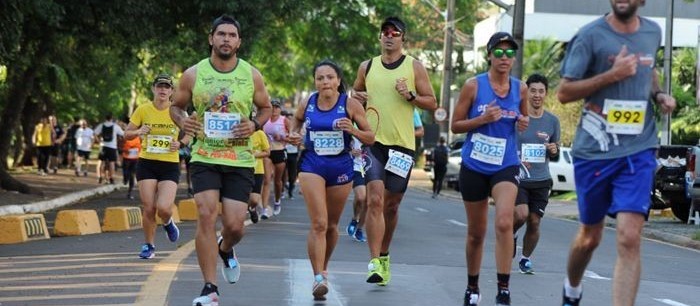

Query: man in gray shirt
left=557, top=1, right=676, bottom=305
left=513, top=73, right=560, bottom=275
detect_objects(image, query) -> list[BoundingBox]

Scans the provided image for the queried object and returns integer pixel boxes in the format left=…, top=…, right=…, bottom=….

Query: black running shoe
left=496, top=288, right=511, bottom=306
left=562, top=288, right=581, bottom=306
left=463, top=287, right=480, bottom=306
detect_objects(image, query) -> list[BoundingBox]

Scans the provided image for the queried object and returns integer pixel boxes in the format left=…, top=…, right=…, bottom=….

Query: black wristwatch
left=407, top=91, right=416, bottom=102
left=252, top=119, right=261, bottom=131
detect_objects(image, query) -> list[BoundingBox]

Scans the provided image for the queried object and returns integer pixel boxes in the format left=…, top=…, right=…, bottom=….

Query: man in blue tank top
left=451, top=32, right=529, bottom=306
left=557, top=1, right=676, bottom=305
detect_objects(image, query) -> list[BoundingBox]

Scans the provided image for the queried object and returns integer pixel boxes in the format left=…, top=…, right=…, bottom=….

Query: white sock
left=564, top=277, right=582, bottom=298
left=164, top=218, right=172, bottom=226
left=520, top=255, right=530, bottom=261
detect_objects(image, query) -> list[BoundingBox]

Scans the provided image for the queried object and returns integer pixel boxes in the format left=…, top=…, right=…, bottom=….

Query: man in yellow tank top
left=169, top=15, right=272, bottom=306
left=352, top=16, right=437, bottom=286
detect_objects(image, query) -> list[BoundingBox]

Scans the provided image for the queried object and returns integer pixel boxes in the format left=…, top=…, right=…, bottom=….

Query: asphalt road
left=1, top=188, right=700, bottom=306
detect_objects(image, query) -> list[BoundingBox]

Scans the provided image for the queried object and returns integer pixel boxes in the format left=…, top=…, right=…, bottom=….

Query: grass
left=693, top=231, right=700, bottom=241
left=551, top=191, right=577, bottom=201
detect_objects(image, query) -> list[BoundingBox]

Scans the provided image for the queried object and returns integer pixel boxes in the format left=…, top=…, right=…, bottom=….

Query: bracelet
left=252, top=119, right=261, bottom=131
left=653, top=90, right=665, bottom=101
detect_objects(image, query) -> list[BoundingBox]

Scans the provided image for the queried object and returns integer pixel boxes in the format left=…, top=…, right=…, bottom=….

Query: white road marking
left=447, top=219, right=467, bottom=227
left=414, top=207, right=429, bottom=213
left=288, top=258, right=346, bottom=305
left=653, top=299, right=691, bottom=306
left=583, top=270, right=611, bottom=280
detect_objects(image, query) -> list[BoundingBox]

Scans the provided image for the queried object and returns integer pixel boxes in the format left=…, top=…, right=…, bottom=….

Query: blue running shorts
left=299, top=151, right=354, bottom=187
left=574, top=148, right=656, bottom=224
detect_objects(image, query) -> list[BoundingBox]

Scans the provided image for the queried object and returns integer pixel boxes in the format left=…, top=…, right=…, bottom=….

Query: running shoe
left=138, top=243, right=155, bottom=259
left=192, top=292, right=219, bottom=306
left=273, top=201, right=281, bottom=215
left=261, top=208, right=270, bottom=220
left=366, top=258, right=384, bottom=283
left=463, top=287, right=481, bottom=306
left=346, top=219, right=358, bottom=237
left=378, top=255, right=390, bottom=286
left=519, top=258, right=534, bottom=274
left=163, top=219, right=180, bottom=242
left=312, top=274, right=329, bottom=301
left=495, top=288, right=511, bottom=306
left=353, top=228, right=366, bottom=242
left=248, top=207, right=259, bottom=224
left=218, top=236, right=240, bottom=284
left=562, top=288, right=582, bottom=306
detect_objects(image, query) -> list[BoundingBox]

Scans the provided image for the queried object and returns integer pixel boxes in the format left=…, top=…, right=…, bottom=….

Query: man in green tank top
left=352, top=16, right=437, bottom=286
left=169, top=15, right=272, bottom=306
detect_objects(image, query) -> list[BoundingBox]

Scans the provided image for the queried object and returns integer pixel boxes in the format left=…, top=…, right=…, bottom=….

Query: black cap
left=271, top=99, right=282, bottom=107
left=486, top=32, right=518, bottom=52
left=381, top=17, right=406, bottom=33
left=152, top=74, right=173, bottom=87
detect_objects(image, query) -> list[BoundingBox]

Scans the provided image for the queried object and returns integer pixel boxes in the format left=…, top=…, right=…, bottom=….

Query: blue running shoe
left=346, top=219, right=358, bottom=237
left=519, top=258, right=534, bottom=274
left=139, top=243, right=155, bottom=259
left=218, top=236, right=240, bottom=283
left=353, top=228, right=366, bottom=242
left=163, top=219, right=180, bottom=242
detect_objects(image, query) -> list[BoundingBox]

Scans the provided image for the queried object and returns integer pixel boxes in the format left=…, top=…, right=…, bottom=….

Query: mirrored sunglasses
left=492, top=48, right=516, bottom=58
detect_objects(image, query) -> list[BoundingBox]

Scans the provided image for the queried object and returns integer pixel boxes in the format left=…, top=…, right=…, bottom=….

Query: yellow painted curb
left=102, top=206, right=143, bottom=232
left=177, top=199, right=221, bottom=221
left=650, top=208, right=675, bottom=218
left=155, top=204, right=181, bottom=225
left=54, top=210, right=102, bottom=236
left=0, top=214, right=50, bottom=244
left=178, top=199, right=197, bottom=221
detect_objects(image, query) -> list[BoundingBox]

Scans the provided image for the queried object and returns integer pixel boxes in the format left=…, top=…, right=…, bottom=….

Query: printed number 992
left=609, top=110, right=642, bottom=123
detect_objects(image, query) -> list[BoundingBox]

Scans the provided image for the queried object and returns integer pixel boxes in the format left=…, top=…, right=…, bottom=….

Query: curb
left=0, top=184, right=124, bottom=216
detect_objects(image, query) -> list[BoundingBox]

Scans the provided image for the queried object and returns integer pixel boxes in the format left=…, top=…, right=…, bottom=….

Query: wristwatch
left=407, top=91, right=416, bottom=102
left=252, top=119, right=262, bottom=131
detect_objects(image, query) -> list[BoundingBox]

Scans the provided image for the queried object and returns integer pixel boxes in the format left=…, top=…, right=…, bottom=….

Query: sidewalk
left=0, top=163, right=124, bottom=215
left=409, top=168, right=700, bottom=250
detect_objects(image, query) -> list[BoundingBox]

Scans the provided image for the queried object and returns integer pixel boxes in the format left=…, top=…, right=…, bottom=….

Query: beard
left=213, top=45, right=237, bottom=60
left=612, top=2, right=638, bottom=21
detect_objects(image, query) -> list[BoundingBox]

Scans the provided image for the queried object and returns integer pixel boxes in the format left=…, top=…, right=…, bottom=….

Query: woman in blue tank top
left=450, top=32, right=529, bottom=306
left=288, top=59, right=374, bottom=301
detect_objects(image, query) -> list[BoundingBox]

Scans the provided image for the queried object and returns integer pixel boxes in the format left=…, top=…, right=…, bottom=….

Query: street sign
left=434, top=107, right=447, bottom=122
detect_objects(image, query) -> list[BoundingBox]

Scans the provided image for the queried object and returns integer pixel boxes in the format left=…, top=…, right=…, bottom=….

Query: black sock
left=468, top=274, right=479, bottom=290
left=200, top=282, right=218, bottom=296
left=497, top=273, right=510, bottom=290
left=379, top=252, right=389, bottom=257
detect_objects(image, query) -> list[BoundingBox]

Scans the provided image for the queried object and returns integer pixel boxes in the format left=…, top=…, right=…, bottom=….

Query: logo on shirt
left=337, top=105, right=345, bottom=114
left=307, top=104, right=315, bottom=113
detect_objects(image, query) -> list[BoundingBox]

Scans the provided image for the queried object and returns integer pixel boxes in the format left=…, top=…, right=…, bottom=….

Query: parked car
left=428, top=145, right=576, bottom=193
left=427, top=149, right=462, bottom=190
left=549, top=147, right=576, bottom=193
left=685, top=145, right=700, bottom=224
left=652, top=145, right=695, bottom=222
left=423, top=136, right=465, bottom=172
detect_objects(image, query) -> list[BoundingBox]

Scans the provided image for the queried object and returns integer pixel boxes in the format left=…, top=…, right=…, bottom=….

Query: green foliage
left=522, top=38, right=564, bottom=87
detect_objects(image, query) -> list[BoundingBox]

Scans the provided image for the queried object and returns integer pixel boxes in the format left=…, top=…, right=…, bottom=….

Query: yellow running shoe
left=378, top=255, right=390, bottom=286
left=366, top=258, right=384, bottom=283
